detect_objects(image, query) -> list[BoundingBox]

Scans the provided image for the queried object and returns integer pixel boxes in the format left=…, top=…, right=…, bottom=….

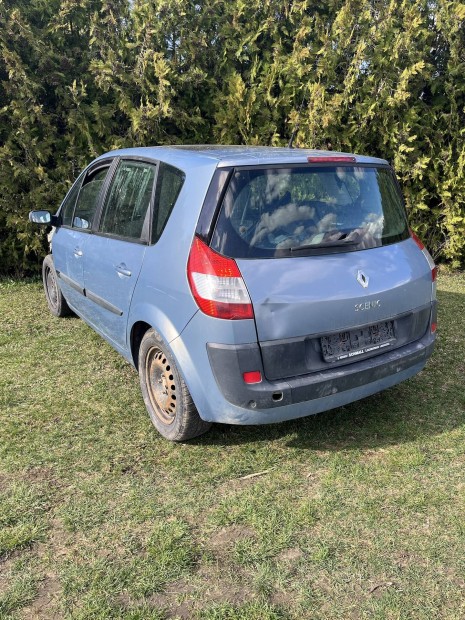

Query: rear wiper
left=290, top=239, right=359, bottom=253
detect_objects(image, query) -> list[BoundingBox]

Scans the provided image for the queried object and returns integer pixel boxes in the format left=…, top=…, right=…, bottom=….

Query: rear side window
left=210, top=166, right=409, bottom=258
left=151, top=162, right=185, bottom=243
left=99, top=160, right=156, bottom=241
left=73, top=166, right=110, bottom=230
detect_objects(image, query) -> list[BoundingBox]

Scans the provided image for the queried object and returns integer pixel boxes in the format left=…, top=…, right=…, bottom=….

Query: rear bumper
left=205, top=330, right=435, bottom=423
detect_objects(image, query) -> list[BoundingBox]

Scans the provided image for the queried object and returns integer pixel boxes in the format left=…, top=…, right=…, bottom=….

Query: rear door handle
left=115, top=263, right=131, bottom=277
left=74, top=247, right=83, bottom=257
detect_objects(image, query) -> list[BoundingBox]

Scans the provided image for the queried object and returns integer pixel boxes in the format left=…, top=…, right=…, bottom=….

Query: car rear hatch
left=209, top=161, right=434, bottom=381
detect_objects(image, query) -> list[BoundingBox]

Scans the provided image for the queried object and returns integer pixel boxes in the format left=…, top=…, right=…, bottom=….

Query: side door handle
left=74, top=247, right=83, bottom=257
left=115, top=263, right=132, bottom=278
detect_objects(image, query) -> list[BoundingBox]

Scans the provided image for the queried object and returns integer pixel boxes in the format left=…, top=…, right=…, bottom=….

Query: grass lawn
left=0, top=272, right=464, bottom=619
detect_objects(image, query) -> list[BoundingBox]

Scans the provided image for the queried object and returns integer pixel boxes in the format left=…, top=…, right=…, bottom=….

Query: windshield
left=210, top=165, right=409, bottom=258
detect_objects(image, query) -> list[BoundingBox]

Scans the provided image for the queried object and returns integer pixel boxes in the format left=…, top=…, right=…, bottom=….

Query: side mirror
left=29, top=210, right=52, bottom=225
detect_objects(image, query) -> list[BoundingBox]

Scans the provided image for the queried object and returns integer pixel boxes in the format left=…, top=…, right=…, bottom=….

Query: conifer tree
left=0, top=0, right=464, bottom=271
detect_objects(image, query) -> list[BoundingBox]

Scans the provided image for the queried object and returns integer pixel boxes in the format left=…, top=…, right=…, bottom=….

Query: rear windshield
left=210, top=165, right=409, bottom=258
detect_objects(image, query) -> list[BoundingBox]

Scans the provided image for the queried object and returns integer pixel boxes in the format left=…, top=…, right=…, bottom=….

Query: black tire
left=138, top=328, right=212, bottom=441
left=42, top=254, right=72, bottom=318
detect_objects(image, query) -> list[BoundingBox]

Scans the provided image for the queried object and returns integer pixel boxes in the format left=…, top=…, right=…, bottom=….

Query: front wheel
left=138, top=329, right=211, bottom=441
left=42, top=254, right=71, bottom=317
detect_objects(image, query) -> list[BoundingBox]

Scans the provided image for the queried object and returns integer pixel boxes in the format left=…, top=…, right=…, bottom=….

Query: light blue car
left=30, top=146, right=437, bottom=441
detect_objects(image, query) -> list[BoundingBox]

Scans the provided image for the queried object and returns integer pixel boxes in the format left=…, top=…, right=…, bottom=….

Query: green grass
left=0, top=272, right=464, bottom=619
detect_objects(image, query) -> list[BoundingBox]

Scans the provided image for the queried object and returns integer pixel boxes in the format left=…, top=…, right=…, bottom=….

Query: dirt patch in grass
left=0, top=555, right=15, bottom=595
left=146, top=580, right=195, bottom=619
left=208, top=525, right=255, bottom=550
left=270, top=588, right=296, bottom=608
left=39, top=518, right=71, bottom=559
left=24, top=466, right=59, bottom=486
left=196, top=565, right=254, bottom=606
left=276, top=547, right=303, bottom=563
left=146, top=565, right=255, bottom=618
left=116, top=565, right=254, bottom=618
left=20, top=573, right=62, bottom=620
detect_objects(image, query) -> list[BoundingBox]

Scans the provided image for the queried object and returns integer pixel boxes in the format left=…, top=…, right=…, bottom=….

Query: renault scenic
left=30, top=146, right=437, bottom=440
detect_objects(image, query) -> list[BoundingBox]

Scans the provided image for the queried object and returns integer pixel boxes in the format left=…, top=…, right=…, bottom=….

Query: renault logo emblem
left=357, top=270, right=369, bottom=288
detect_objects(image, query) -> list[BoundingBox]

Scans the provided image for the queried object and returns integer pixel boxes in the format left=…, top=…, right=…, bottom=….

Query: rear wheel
left=138, top=329, right=211, bottom=441
left=42, top=254, right=71, bottom=317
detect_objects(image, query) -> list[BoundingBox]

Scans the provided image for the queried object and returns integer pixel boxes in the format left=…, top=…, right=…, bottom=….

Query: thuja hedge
left=1, top=0, right=464, bottom=273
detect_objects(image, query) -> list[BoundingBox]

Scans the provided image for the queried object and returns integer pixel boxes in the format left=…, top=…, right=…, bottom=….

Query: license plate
left=321, top=321, right=395, bottom=362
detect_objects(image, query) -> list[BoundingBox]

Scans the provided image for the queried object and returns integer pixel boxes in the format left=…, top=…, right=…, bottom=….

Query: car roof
left=97, top=145, right=389, bottom=169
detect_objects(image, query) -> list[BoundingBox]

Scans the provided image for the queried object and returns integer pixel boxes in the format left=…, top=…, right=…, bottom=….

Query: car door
left=53, top=161, right=114, bottom=312
left=82, top=158, right=157, bottom=351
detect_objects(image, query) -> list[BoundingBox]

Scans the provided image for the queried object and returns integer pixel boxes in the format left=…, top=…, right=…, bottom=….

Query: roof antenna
left=287, top=83, right=309, bottom=149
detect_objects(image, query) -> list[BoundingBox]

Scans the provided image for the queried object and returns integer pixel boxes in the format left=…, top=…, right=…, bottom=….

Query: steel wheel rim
left=46, top=268, right=58, bottom=309
left=145, top=347, right=177, bottom=425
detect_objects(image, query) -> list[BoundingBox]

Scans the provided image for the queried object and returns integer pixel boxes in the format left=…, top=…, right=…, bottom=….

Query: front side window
left=211, top=165, right=409, bottom=258
left=73, top=166, right=110, bottom=230
left=99, top=160, right=156, bottom=241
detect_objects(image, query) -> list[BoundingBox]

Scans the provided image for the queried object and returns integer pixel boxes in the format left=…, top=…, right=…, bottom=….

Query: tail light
left=187, top=236, right=254, bottom=320
left=410, top=229, right=437, bottom=282
left=410, top=229, right=425, bottom=250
